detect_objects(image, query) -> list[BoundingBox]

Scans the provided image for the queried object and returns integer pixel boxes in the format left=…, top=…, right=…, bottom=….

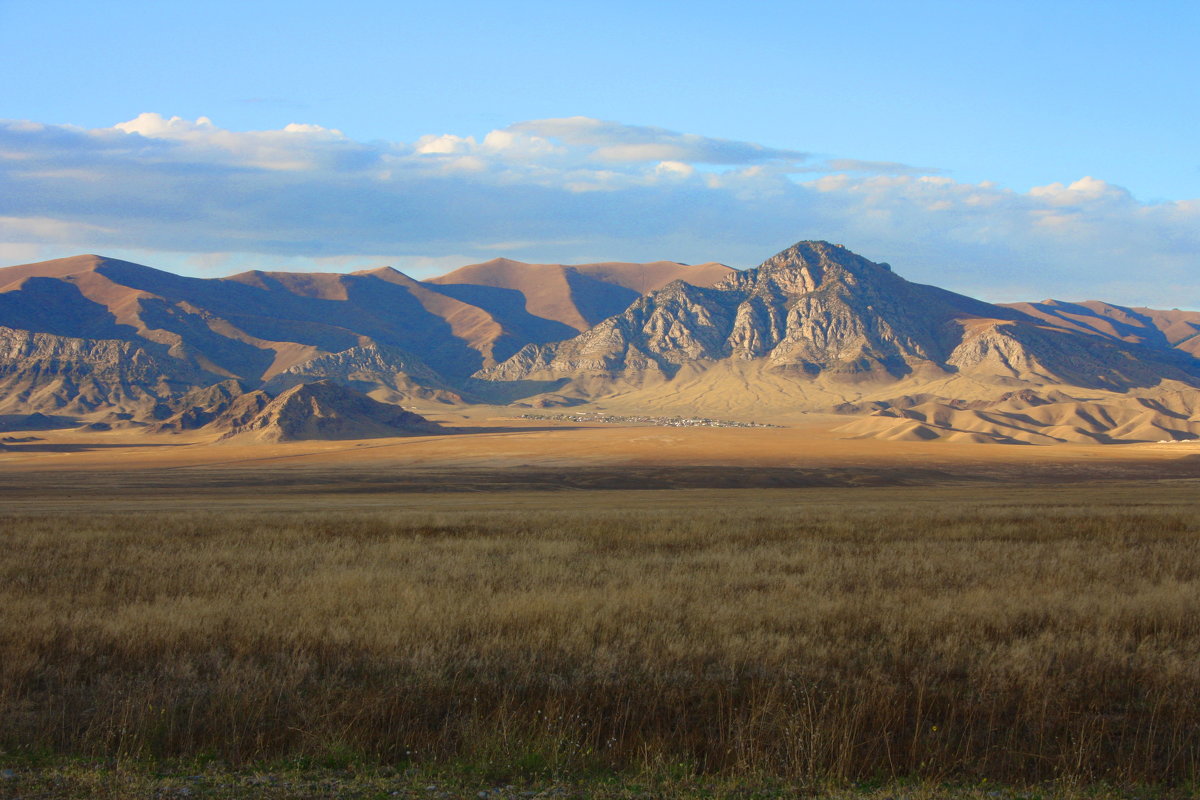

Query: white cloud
left=1028, top=175, right=1132, bottom=206
left=106, top=112, right=358, bottom=171
left=654, top=160, right=695, bottom=179
left=0, top=114, right=1198, bottom=306
left=413, top=133, right=475, bottom=155
left=114, top=112, right=216, bottom=137
left=479, top=129, right=562, bottom=158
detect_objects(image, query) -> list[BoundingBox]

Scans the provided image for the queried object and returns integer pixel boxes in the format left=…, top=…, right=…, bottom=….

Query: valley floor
left=3, top=420, right=1199, bottom=795
left=1, top=410, right=1199, bottom=489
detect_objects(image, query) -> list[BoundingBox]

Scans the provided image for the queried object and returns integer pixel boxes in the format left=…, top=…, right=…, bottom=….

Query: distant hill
left=481, top=242, right=1199, bottom=390
left=428, top=257, right=732, bottom=332
left=1001, top=299, right=1200, bottom=359
left=832, top=388, right=1200, bottom=444
left=475, top=241, right=1200, bottom=441
left=0, top=253, right=711, bottom=417
left=2, top=243, right=1199, bottom=444
left=213, top=380, right=441, bottom=442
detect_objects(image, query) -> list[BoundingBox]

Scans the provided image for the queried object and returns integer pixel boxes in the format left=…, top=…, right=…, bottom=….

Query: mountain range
left=2, top=241, right=1198, bottom=444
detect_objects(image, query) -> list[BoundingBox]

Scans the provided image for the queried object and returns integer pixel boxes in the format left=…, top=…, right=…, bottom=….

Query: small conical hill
left=214, top=380, right=441, bottom=442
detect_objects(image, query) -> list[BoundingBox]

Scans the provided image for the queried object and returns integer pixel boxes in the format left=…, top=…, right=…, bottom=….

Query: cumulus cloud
left=0, top=114, right=1197, bottom=307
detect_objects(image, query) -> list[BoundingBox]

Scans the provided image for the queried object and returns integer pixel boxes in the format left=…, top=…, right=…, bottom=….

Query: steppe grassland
left=2, top=483, right=1198, bottom=786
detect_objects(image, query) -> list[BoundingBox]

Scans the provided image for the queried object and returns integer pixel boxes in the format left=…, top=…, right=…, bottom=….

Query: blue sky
left=1, top=0, right=1197, bottom=306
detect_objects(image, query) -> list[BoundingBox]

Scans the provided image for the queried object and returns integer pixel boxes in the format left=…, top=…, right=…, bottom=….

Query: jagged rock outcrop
left=478, top=241, right=1200, bottom=394
left=214, top=380, right=441, bottom=442
left=719, top=243, right=994, bottom=374
left=3, top=244, right=1199, bottom=433
left=947, top=320, right=1200, bottom=389
left=0, top=325, right=215, bottom=417
left=146, top=379, right=249, bottom=432
left=263, top=343, right=466, bottom=404
left=480, top=281, right=739, bottom=381
left=479, top=242, right=989, bottom=383
left=0, top=253, right=730, bottom=418
left=208, top=390, right=273, bottom=433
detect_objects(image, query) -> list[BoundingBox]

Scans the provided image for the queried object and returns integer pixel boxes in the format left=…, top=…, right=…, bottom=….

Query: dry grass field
left=3, top=463, right=1200, bottom=793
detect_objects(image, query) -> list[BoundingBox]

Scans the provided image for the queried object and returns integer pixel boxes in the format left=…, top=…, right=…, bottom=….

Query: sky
left=0, top=0, right=1197, bottom=306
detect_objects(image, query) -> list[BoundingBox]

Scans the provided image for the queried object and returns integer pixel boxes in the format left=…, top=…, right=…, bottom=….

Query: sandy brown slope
left=832, top=387, right=1200, bottom=444
left=3, top=249, right=1198, bottom=446
left=0, top=255, right=736, bottom=420
left=474, top=242, right=1200, bottom=443
left=481, top=242, right=1200, bottom=395
left=0, top=255, right=545, bottom=378
left=428, top=257, right=733, bottom=332
left=1004, top=299, right=1200, bottom=358
left=0, top=254, right=115, bottom=289
left=0, top=256, right=527, bottom=417
left=212, top=380, right=442, bottom=443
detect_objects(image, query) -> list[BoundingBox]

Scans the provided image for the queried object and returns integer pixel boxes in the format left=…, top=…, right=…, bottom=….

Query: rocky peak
left=477, top=241, right=1014, bottom=385
left=478, top=242, right=943, bottom=383
left=720, top=240, right=893, bottom=297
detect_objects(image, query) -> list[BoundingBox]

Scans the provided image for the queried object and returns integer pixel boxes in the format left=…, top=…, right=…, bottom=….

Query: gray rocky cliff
left=262, top=343, right=467, bottom=403
left=477, top=241, right=985, bottom=382
left=0, top=325, right=216, bottom=416
left=475, top=240, right=1200, bottom=392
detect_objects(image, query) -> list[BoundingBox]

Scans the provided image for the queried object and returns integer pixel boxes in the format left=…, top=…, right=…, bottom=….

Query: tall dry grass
left=2, top=486, right=1199, bottom=784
